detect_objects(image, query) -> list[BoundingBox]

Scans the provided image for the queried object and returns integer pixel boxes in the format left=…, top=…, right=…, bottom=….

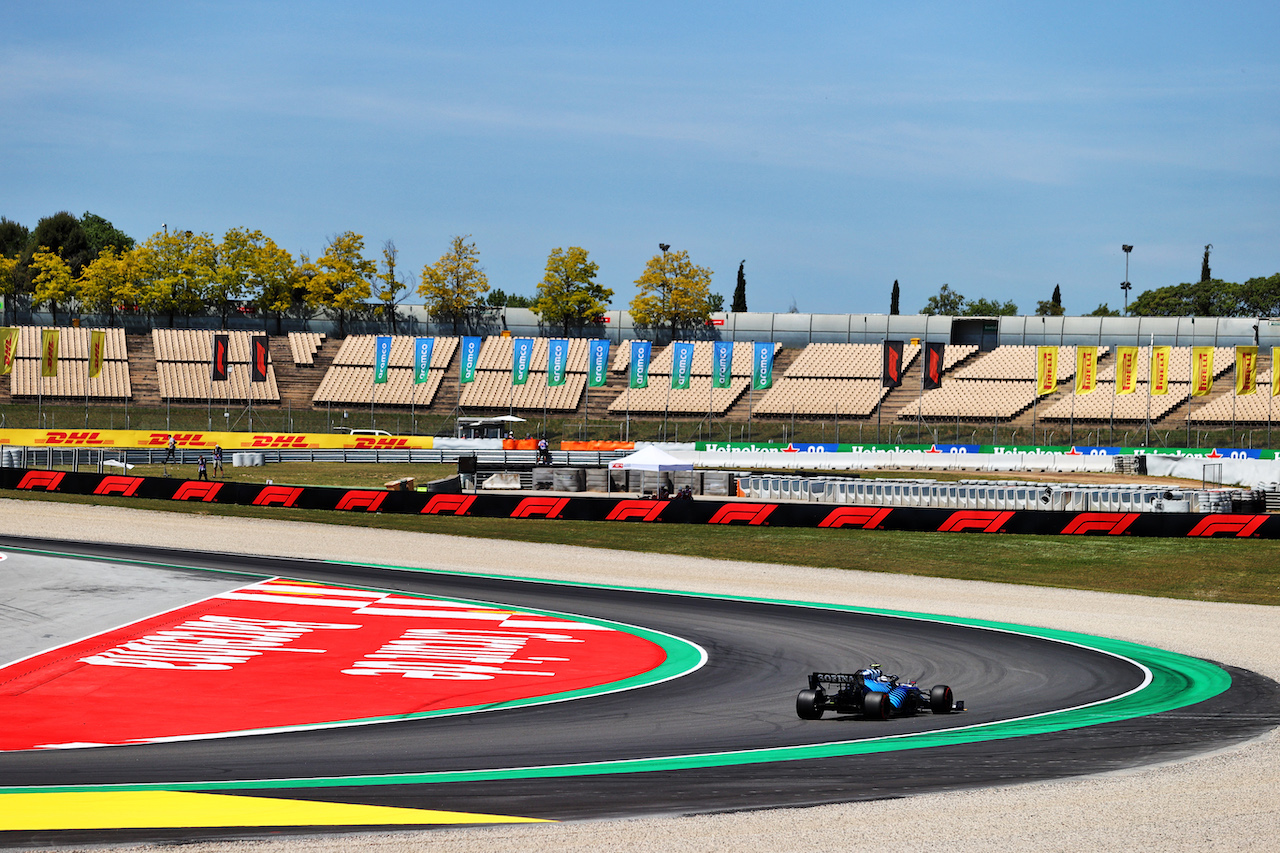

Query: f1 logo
left=335, top=490, right=387, bottom=512
left=707, top=503, right=776, bottom=525
left=818, top=507, right=891, bottom=529
left=605, top=500, right=668, bottom=522
left=421, top=495, right=476, bottom=516
left=510, top=497, right=569, bottom=519
left=1187, top=515, right=1267, bottom=538
left=173, top=482, right=223, bottom=502
left=252, top=485, right=303, bottom=507
left=1061, top=512, right=1140, bottom=535
left=16, top=471, right=64, bottom=491
left=938, top=510, right=1014, bottom=533
left=93, top=476, right=143, bottom=497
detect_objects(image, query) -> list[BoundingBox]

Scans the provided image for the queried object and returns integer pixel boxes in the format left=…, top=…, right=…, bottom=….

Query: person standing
left=166, top=434, right=177, bottom=461
left=197, top=456, right=208, bottom=481
left=213, top=444, right=224, bottom=478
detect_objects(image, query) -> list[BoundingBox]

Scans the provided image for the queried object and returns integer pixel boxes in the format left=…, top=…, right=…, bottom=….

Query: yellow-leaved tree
left=419, top=235, right=489, bottom=334
left=78, top=247, right=143, bottom=325
left=30, top=250, right=77, bottom=326
left=533, top=246, right=611, bottom=336
left=306, top=232, right=375, bottom=338
left=629, top=247, right=715, bottom=343
left=136, top=229, right=217, bottom=327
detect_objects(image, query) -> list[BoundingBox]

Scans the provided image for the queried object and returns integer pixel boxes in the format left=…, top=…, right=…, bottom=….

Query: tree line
left=0, top=213, right=726, bottom=339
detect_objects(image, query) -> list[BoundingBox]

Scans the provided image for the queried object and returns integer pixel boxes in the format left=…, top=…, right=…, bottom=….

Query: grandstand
left=153, top=329, right=280, bottom=403
left=9, top=326, right=131, bottom=400
left=459, top=336, right=588, bottom=412
left=288, top=332, right=326, bottom=366
left=754, top=343, right=921, bottom=417
left=312, top=335, right=456, bottom=407
left=605, top=341, right=772, bottom=416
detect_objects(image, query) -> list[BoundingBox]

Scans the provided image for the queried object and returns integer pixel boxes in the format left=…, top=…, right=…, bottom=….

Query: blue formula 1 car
left=796, top=666, right=964, bottom=720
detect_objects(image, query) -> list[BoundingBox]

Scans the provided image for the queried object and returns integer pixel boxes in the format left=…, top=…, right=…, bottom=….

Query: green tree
left=419, top=235, right=490, bottom=334
left=486, top=289, right=533, bottom=308
left=731, top=261, right=748, bottom=312
left=1087, top=303, right=1122, bottom=317
left=77, top=247, right=143, bottom=324
left=964, top=297, right=1019, bottom=316
left=1128, top=279, right=1244, bottom=317
left=0, top=217, right=29, bottom=257
left=890, top=279, right=900, bottom=315
left=80, top=212, right=135, bottom=257
left=136, top=229, right=216, bottom=327
left=630, top=246, right=715, bottom=342
left=0, top=253, right=21, bottom=326
left=1035, top=284, right=1064, bottom=316
left=1201, top=244, right=1212, bottom=283
left=374, top=239, right=409, bottom=333
left=26, top=212, right=92, bottom=274
left=30, top=250, right=77, bottom=325
left=1239, top=273, right=1280, bottom=317
left=306, top=231, right=375, bottom=338
left=920, top=283, right=965, bottom=315
left=532, top=246, right=611, bottom=335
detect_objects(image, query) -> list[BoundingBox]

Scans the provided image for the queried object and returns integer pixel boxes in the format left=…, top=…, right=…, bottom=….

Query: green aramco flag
left=670, top=341, right=694, bottom=390
left=587, top=339, right=609, bottom=388
left=752, top=341, right=774, bottom=391
left=373, top=336, right=392, bottom=385
left=512, top=338, right=534, bottom=385
left=547, top=339, right=569, bottom=387
left=629, top=341, right=652, bottom=388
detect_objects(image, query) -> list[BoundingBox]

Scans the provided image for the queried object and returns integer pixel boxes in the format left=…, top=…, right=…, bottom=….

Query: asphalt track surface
left=2, top=536, right=1279, bottom=847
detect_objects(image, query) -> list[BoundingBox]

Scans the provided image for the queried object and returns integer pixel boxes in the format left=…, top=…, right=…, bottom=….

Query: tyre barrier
left=2, top=468, right=1277, bottom=539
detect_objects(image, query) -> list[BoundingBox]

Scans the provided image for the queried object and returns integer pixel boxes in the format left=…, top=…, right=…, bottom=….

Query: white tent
left=609, top=445, right=694, bottom=471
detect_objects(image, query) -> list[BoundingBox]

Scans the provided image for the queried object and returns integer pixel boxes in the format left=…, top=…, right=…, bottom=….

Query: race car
left=796, top=666, right=963, bottom=720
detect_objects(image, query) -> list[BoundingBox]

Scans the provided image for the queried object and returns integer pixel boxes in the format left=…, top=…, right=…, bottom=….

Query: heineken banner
left=922, top=342, right=945, bottom=390
left=413, top=337, right=434, bottom=384
left=1236, top=346, right=1258, bottom=396
left=1075, top=346, right=1096, bottom=395
left=671, top=341, right=694, bottom=390
left=211, top=333, right=229, bottom=381
left=882, top=340, right=904, bottom=389
left=1191, top=346, right=1214, bottom=397
left=547, top=338, right=569, bottom=387
left=251, top=336, right=269, bottom=383
left=712, top=341, right=733, bottom=389
left=459, top=336, right=481, bottom=384
left=752, top=342, right=774, bottom=391
left=587, top=339, right=609, bottom=388
left=512, top=338, right=534, bottom=386
left=1115, top=346, right=1139, bottom=395
left=629, top=341, right=652, bottom=388
left=1150, top=346, right=1171, bottom=396
left=1035, top=346, right=1058, bottom=396
left=0, top=327, right=18, bottom=375
left=373, top=335, right=392, bottom=385
left=40, top=329, right=59, bottom=378
left=88, top=329, right=105, bottom=380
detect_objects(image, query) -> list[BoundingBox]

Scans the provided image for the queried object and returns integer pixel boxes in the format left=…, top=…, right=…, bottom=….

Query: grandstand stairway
left=270, top=336, right=331, bottom=410
left=126, top=333, right=161, bottom=407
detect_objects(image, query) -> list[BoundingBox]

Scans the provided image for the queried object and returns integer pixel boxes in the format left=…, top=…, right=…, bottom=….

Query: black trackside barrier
left=2, top=468, right=1277, bottom=539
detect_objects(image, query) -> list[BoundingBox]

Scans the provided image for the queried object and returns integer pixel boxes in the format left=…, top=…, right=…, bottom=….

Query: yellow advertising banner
left=40, top=329, right=59, bottom=378
left=1035, top=346, right=1058, bottom=396
left=1191, top=346, right=1214, bottom=397
left=88, top=329, right=105, bottom=380
left=1115, top=346, right=1139, bottom=395
left=1236, top=346, right=1258, bottom=396
left=1074, top=347, right=1096, bottom=395
left=1150, top=346, right=1171, bottom=396
left=0, top=327, right=17, bottom=376
left=1274, top=348, right=1280, bottom=397
left=0, top=430, right=436, bottom=450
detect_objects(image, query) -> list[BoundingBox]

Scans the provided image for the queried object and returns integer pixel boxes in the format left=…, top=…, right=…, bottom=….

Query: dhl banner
left=40, top=329, right=59, bottom=378
left=1115, top=346, right=1139, bottom=395
left=1075, top=347, right=1096, bottom=395
left=1035, top=347, right=1058, bottom=396
left=1191, top=347, right=1214, bottom=397
left=0, top=430, right=436, bottom=450
left=88, top=329, right=105, bottom=379
left=1236, top=346, right=1257, bottom=396
left=1150, top=346, right=1171, bottom=396
left=0, top=327, right=17, bottom=375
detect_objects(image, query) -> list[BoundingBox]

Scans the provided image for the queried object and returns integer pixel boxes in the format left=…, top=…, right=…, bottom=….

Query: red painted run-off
left=0, top=579, right=666, bottom=750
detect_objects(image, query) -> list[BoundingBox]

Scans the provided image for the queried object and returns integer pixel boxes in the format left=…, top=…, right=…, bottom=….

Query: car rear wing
left=808, top=672, right=863, bottom=689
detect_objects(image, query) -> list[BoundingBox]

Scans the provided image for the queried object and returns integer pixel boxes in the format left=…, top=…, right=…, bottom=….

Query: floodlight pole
left=1121, top=245, right=1133, bottom=313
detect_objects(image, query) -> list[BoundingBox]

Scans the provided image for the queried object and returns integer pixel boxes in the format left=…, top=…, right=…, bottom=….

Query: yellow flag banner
left=1115, top=346, right=1139, bottom=395
left=1274, top=347, right=1280, bottom=397
left=0, top=327, right=17, bottom=376
left=1150, top=346, right=1171, bottom=396
left=1235, top=346, right=1257, bottom=396
left=1074, top=347, right=1097, bottom=395
left=40, top=329, right=59, bottom=378
left=1035, top=346, right=1058, bottom=396
left=88, top=329, right=105, bottom=380
left=1191, top=346, right=1214, bottom=397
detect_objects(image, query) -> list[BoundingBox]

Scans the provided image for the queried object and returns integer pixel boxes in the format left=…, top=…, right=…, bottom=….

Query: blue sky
left=3, top=2, right=1277, bottom=316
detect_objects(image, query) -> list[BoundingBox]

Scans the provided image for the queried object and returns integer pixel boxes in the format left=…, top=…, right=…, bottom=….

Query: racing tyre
left=862, top=691, right=890, bottom=720
left=930, top=685, right=954, bottom=714
left=796, top=688, right=825, bottom=720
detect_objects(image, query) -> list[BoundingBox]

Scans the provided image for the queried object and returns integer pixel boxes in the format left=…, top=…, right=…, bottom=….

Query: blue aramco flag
left=547, top=339, right=569, bottom=387
left=587, top=339, right=610, bottom=388
left=671, top=341, right=694, bottom=390
left=413, top=337, right=434, bottom=384
left=712, top=340, right=733, bottom=389
left=752, top=341, right=775, bottom=391
left=629, top=341, right=652, bottom=388
left=512, top=338, right=534, bottom=385
left=373, top=335, right=392, bottom=385
left=459, top=336, right=481, bottom=384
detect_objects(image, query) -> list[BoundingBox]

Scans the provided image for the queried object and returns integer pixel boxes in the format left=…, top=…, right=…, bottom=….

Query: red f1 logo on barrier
left=938, top=510, right=1015, bottom=533
left=1061, top=512, right=1140, bottom=536
left=511, top=497, right=570, bottom=519
left=252, top=486, right=304, bottom=507
left=335, top=490, right=388, bottom=512
left=421, top=495, right=476, bottom=516
left=16, top=471, right=64, bottom=491
left=818, top=507, right=892, bottom=529
left=93, top=476, right=144, bottom=497
left=173, top=482, right=223, bottom=502
left=1187, top=514, right=1268, bottom=538
left=707, top=503, right=776, bottom=525
left=606, top=500, right=668, bottom=522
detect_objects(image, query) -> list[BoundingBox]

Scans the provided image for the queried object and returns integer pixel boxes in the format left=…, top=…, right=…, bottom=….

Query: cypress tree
left=1201, top=244, right=1212, bottom=282
left=731, top=260, right=747, bottom=312
left=890, top=280, right=900, bottom=315
left=1051, top=283, right=1061, bottom=308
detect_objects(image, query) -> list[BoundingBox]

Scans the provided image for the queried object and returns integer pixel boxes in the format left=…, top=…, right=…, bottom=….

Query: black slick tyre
left=862, top=691, right=890, bottom=720
left=796, top=688, right=825, bottom=720
left=930, top=685, right=954, bottom=714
